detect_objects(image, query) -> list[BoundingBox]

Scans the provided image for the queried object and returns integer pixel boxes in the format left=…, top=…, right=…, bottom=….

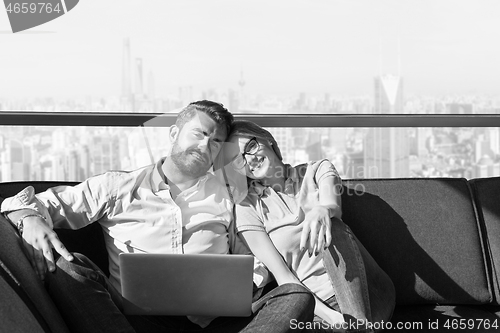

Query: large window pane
left=2, top=125, right=498, bottom=182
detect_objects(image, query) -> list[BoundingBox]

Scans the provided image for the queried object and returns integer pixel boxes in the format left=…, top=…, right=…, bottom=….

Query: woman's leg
left=322, top=218, right=395, bottom=332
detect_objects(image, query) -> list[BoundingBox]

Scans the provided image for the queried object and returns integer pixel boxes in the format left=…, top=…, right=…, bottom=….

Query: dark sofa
left=1, top=177, right=500, bottom=332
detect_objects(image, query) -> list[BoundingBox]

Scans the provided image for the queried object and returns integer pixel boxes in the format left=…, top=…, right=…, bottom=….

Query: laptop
left=119, top=253, right=254, bottom=317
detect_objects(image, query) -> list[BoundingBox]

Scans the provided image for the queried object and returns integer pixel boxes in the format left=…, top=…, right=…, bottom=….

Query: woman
left=216, top=120, right=395, bottom=332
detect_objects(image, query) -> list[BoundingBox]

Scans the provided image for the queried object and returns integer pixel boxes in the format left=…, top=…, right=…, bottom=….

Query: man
left=1, top=100, right=314, bottom=333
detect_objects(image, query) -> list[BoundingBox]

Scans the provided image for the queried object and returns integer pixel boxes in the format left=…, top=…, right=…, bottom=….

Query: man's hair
left=176, top=100, right=234, bottom=136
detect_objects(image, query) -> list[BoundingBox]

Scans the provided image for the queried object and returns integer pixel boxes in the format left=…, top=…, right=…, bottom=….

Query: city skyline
left=2, top=77, right=500, bottom=182
left=2, top=68, right=500, bottom=182
left=1, top=0, right=500, bottom=100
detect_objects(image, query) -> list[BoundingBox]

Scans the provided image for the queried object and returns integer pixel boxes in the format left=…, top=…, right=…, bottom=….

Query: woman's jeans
left=44, top=253, right=315, bottom=333
left=314, top=218, right=396, bottom=332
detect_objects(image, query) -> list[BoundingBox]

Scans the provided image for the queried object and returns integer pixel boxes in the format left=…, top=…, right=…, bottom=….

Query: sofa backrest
left=2, top=178, right=497, bottom=309
left=0, top=181, right=109, bottom=276
left=469, top=176, right=500, bottom=305
left=341, top=178, right=492, bottom=306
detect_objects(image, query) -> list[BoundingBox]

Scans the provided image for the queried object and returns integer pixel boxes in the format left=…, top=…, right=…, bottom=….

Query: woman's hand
left=300, top=206, right=332, bottom=256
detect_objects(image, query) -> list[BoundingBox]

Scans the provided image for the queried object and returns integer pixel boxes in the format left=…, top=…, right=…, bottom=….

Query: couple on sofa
left=1, top=100, right=395, bottom=333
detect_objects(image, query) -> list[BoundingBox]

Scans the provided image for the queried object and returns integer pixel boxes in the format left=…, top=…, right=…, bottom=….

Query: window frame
left=1, top=112, right=500, bottom=128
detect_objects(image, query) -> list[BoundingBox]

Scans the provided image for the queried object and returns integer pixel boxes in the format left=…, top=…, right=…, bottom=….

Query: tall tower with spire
left=121, top=38, right=133, bottom=110
left=238, top=69, right=246, bottom=109
left=363, top=38, right=409, bottom=178
left=134, top=58, right=144, bottom=98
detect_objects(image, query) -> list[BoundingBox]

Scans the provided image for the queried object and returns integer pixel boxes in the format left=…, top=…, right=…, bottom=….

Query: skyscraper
left=269, top=127, right=292, bottom=164
left=238, top=69, right=246, bottom=109
left=91, top=132, right=121, bottom=175
left=134, top=58, right=144, bottom=98
left=121, top=38, right=133, bottom=110
left=364, top=75, right=410, bottom=177
left=65, top=149, right=80, bottom=181
left=147, top=71, right=155, bottom=100
left=0, top=139, right=24, bottom=181
left=306, top=130, right=323, bottom=161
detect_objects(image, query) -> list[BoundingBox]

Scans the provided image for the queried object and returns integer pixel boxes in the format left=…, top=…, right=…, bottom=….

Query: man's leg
left=44, top=253, right=136, bottom=333
left=322, top=218, right=396, bottom=332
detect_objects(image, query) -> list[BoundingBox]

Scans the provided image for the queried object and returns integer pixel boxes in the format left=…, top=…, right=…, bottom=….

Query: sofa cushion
left=0, top=214, right=69, bottom=333
left=341, top=178, right=491, bottom=305
left=469, top=177, right=500, bottom=305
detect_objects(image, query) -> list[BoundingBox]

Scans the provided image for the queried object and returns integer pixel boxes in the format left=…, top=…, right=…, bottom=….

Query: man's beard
left=170, top=140, right=211, bottom=178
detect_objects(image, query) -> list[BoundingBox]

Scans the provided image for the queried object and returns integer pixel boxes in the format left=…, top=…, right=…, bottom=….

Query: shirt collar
left=152, top=158, right=168, bottom=192
left=151, top=157, right=210, bottom=194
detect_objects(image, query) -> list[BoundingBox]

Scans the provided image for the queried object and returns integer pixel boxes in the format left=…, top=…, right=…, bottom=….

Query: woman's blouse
left=234, top=159, right=340, bottom=301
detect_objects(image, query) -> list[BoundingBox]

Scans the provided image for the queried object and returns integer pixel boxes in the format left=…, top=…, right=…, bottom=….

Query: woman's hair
left=228, top=120, right=283, bottom=160
left=213, top=120, right=282, bottom=203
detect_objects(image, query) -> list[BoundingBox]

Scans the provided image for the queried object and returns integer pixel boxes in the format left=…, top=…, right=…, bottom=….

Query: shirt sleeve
left=0, top=186, right=54, bottom=228
left=314, top=159, right=341, bottom=185
left=233, top=196, right=266, bottom=233
left=1, top=172, right=116, bottom=229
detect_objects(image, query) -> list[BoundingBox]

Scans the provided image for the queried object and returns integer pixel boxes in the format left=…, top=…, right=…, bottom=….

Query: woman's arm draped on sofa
left=299, top=160, right=342, bottom=255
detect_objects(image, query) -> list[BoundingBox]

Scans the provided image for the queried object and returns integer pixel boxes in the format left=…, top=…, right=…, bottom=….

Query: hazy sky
left=1, top=0, right=499, bottom=99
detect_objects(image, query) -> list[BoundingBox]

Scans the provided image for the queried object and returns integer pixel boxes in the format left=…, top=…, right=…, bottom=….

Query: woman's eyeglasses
left=230, top=137, right=260, bottom=169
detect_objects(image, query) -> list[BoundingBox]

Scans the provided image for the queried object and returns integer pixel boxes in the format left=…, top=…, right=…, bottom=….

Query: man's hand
left=12, top=214, right=73, bottom=280
left=300, top=206, right=332, bottom=256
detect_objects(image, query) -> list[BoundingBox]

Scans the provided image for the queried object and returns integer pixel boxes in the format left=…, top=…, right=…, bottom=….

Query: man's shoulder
left=86, top=164, right=155, bottom=189
left=94, top=167, right=144, bottom=180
